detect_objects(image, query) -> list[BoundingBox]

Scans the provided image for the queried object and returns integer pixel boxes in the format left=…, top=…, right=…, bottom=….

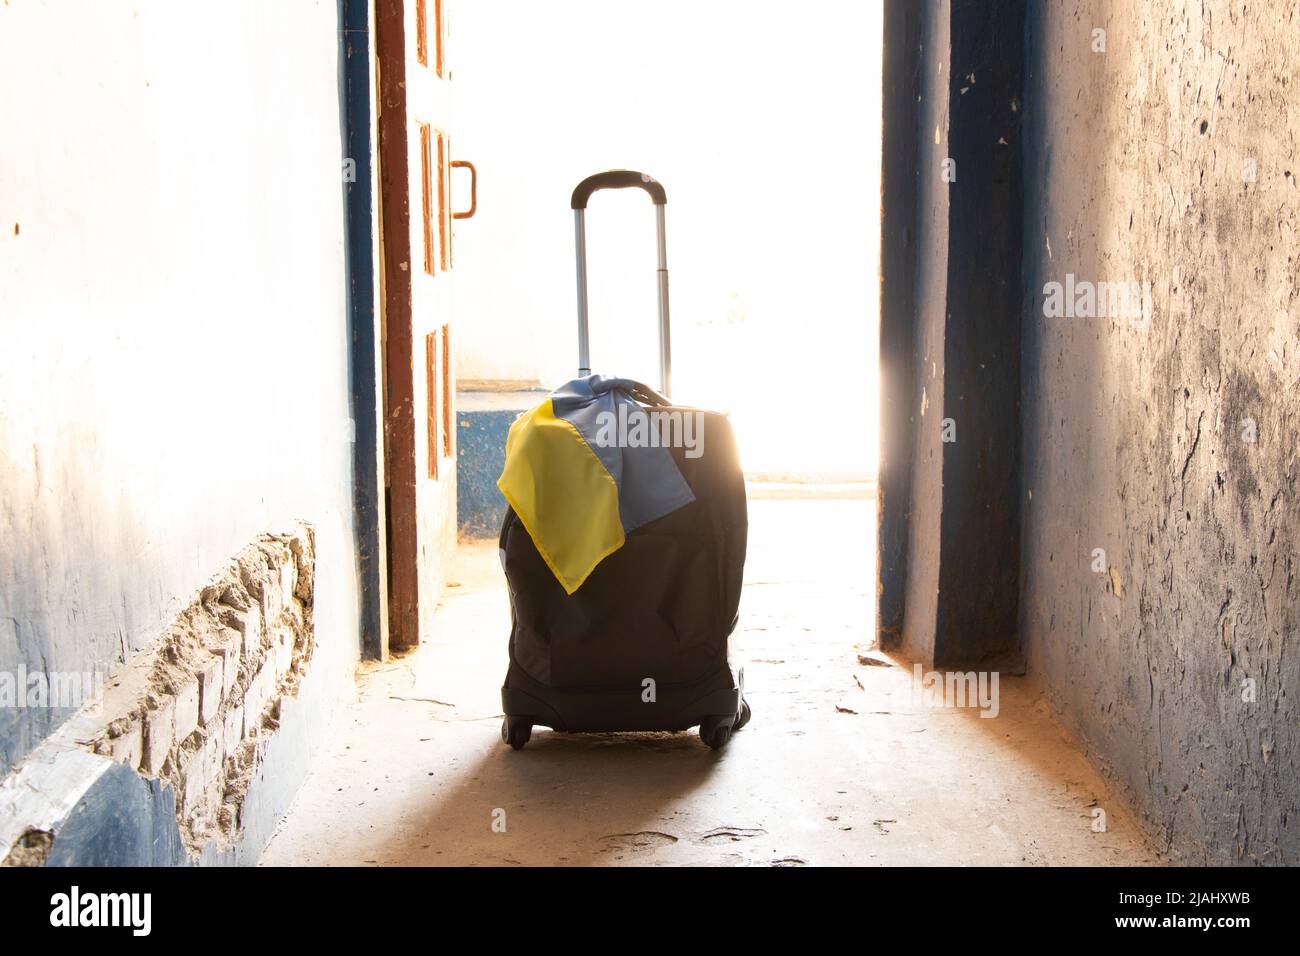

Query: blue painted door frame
left=341, top=0, right=387, bottom=660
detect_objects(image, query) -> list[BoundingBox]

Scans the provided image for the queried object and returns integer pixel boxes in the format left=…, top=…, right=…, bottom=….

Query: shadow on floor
left=262, top=499, right=1159, bottom=866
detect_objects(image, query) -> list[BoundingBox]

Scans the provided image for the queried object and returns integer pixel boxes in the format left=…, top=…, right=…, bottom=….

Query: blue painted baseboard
left=457, top=390, right=546, bottom=539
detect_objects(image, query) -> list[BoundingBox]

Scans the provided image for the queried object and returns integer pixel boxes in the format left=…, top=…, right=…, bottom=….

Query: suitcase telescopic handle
left=571, top=170, right=672, bottom=397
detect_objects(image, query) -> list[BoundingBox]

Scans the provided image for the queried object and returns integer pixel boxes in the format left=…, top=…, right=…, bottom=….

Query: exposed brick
left=279, top=561, right=296, bottom=610
left=219, top=801, right=241, bottom=835
left=237, top=608, right=263, bottom=656
left=260, top=575, right=284, bottom=627
left=259, top=550, right=298, bottom=623
left=180, top=748, right=206, bottom=819
left=222, top=702, right=244, bottom=754
left=216, top=627, right=242, bottom=697
left=181, top=733, right=226, bottom=819
left=173, top=678, right=200, bottom=743
left=141, top=697, right=175, bottom=775
left=270, top=625, right=294, bottom=679
left=292, top=546, right=312, bottom=602
left=197, top=657, right=222, bottom=726
left=199, top=732, right=226, bottom=811
left=110, top=717, right=143, bottom=769
left=74, top=524, right=316, bottom=858
left=241, top=665, right=275, bottom=737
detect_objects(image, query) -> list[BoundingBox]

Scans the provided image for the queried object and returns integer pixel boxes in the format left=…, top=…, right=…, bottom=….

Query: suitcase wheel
left=700, top=698, right=751, bottom=749
left=699, top=714, right=736, bottom=749
left=501, top=716, right=532, bottom=751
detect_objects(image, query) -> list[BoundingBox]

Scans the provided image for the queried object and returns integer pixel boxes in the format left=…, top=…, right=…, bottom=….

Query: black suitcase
left=498, top=171, right=751, bottom=750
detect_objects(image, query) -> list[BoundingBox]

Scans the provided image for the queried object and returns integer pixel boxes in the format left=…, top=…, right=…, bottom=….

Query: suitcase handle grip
left=626, top=381, right=671, bottom=408
left=571, top=170, right=667, bottom=209
left=573, top=170, right=672, bottom=396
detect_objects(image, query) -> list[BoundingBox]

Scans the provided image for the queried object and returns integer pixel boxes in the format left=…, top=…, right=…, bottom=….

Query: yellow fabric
left=497, top=398, right=625, bottom=595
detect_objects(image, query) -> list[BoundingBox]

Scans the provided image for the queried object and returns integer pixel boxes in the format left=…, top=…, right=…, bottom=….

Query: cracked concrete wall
left=0, top=1, right=361, bottom=775
left=1020, top=0, right=1298, bottom=862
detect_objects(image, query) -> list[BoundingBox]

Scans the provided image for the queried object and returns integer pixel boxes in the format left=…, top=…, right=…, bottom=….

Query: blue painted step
left=456, top=389, right=548, bottom=539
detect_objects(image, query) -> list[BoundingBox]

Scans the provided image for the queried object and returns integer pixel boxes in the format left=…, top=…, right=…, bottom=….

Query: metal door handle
left=451, top=160, right=476, bottom=219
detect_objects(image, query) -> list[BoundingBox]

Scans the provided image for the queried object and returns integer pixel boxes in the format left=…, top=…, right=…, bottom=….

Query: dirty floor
left=261, top=498, right=1159, bottom=866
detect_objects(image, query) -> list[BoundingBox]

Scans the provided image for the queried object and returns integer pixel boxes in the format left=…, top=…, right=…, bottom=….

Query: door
left=376, top=0, right=474, bottom=652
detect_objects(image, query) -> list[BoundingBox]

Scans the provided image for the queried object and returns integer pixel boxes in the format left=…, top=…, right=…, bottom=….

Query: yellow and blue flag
left=497, top=375, right=695, bottom=594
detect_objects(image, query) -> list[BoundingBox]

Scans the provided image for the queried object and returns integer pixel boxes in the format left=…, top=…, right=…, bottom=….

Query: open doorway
left=451, top=0, right=882, bottom=485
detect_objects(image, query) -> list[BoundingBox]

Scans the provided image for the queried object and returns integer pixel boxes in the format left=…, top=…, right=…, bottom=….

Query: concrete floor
left=262, top=498, right=1160, bottom=866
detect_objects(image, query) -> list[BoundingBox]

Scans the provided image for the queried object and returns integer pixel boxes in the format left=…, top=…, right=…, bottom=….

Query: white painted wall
left=0, top=0, right=360, bottom=771
left=449, top=0, right=882, bottom=474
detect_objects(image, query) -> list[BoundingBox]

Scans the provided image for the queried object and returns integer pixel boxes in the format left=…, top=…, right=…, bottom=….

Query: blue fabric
left=550, top=375, right=695, bottom=532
